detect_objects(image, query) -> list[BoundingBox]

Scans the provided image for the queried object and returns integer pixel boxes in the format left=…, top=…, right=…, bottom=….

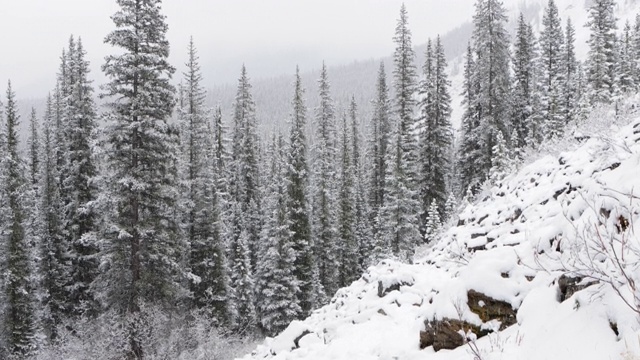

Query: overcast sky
left=0, top=0, right=475, bottom=98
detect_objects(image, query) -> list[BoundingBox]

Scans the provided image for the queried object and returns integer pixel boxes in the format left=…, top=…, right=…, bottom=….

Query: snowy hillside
left=241, top=104, right=640, bottom=359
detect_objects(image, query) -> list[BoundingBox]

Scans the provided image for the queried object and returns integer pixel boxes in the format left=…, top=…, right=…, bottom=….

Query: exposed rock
left=558, top=275, right=599, bottom=301
left=467, top=290, right=517, bottom=330
left=420, top=290, right=517, bottom=352
left=420, top=318, right=488, bottom=351
left=377, top=279, right=413, bottom=297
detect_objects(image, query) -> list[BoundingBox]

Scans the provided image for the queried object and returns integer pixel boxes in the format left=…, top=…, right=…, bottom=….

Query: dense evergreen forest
left=0, top=0, right=637, bottom=358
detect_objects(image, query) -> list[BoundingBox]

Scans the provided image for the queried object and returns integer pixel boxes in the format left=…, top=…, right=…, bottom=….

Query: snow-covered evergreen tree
left=539, top=0, right=565, bottom=139
left=563, top=18, right=581, bottom=125
left=585, top=0, right=618, bottom=104
left=349, top=97, right=371, bottom=275
left=337, top=111, right=358, bottom=287
left=367, top=62, right=391, bottom=263
left=457, top=43, right=482, bottom=195
left=618, top=21, right=636, bottom=94
left=27, top=108, right=39, bottom=187
left=311, top=63, right=338, bottom=298
left=227, top=65, right=260, bottom=329
left=256, top=135, right=300, bottom=335
left=489, top=130, right=512, bottom=183
left=423, top=199, right=441, bottom=244
left=178, top=38, right=231, bottom=324
left=37, top=94, right=67, bottom=343
left=418, top=36, right=453, bottom=232
left=511, top=14, right=537, bottom=151
left=61, top=36, right=99, bottom=317
left=100, top=0, right=184, bottom=356
left=286, top=68, right=320, bottom=316
left=1, top=81, right=36, bottom=357
left=470, top=0, right=512, bottom=182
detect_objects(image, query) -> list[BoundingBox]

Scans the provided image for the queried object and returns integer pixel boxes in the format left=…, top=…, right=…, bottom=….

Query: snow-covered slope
left=241, top=106, right=640, bottom=359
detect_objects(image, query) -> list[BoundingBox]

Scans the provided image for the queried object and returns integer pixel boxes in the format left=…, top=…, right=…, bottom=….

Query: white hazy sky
left=0, top=0, right=475, bottom=98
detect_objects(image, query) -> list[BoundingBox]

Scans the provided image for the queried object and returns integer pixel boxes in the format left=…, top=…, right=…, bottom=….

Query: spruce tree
left=337, top=111, right=358, bottom=287
left=618, top=22, right=636, bottom=94
left=392, top=3, right=419, bottom=184
left=470, top=0, right=512, bottom=182
left=367, top=62, right=391, bottom=263
left=62, top=36, right=99, bottom=317
left=511, top=14, right=537, bottom=151
left=227, top=65, right=260, bottom=329
left=418, top=36, right=453, bottom=232
left=38, top=94, right=66, bottom=343
left=1, top=81, right=36, bottom=357
left=457, top=43, right=482, bottom=195
left=349, top=97, right=371, bottom=275
left=179, top=38, right=230, bottom=324
left=424, top=199, right=441, bottom=244
left=311, top=63, right=338, bottom=298
left=100, top=0, right=184, bottom=356
left=286, top=68, right=319, bottom=316
left=539, top=0, right=565, bottom=138
left=585, top=0, right=618, bottom=104
left=563, top=18, right=581, bottom=125
left=256, top=135, right=300, bottom=335
left=27, top=108, right=39, bottom=186
left=378, top=3, right=421, bottom=261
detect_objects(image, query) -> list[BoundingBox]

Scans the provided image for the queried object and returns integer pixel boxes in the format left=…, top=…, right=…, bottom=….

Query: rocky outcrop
left=467, top=290, right=517, bottom=329
left=420, top=290, right=517, bottom=351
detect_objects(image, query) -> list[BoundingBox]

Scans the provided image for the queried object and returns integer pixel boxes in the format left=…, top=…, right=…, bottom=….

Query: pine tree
left=470, top=0, right=512, bottom=181
left=539, top=0, right=565, bottom=139
left=511, top=14, right=537, bottom=151
left=256, top=135, right=300, bottom=336
left=618, top=21, right=636, bottom=94
left=633, top=14, right=640, bottom=86
left=1, top=81, right=36, bottom=357
left=337, top=111, right=358, bottom=287
left=585, top=0, right=618, bottom=104
left=38, top=94, right=66, bottom=343
left=311, top=63, right=338, bottom=298
left=227, top=65, right=260, bottom=329
left=424, top=199, right=441, bottom=244
left=489, top=130, right=512, bottom=183
left=100, top=0, right=184, bottom=356
left=392, top=3, right=419, bottom=185
left=367, top=62, right=391, bottom=263
left=378, top=3, right=421, bottom=261
left=563, top=18, right=581, bottom=125
left=418, top=36, right=453, bottom=233
left=458, top=43, right=482, bottom=195
left=178, top=38, right=230, bottom=324
left=349, top=97, right=371, bottom=275
left=286, top=68, right=319, bottom=316
left=61, top=36, right=99, bottom=317
left=27, top=108, right=39, bottom=186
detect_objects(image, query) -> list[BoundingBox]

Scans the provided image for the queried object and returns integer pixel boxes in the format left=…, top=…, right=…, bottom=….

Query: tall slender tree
left=585, top=0, right=618, bottom=104
left=539, top=0, right=565, bottom=138
left=256, top=135, right=300, bottom=335
left=286, top=68, right=319, bottom=316
left=227, top=65, right=260, bottom=329
left=100, top=0, right=184, bottom=357
left=367, top=62, right=391, bottom=262
left=1, top=81, right=36, bottom=357
left=511, top=14, right=537, bottom=151
left=311, top=63, right=338, bottom=298
left=418, top=36, right=453, bottom=232
left=62, top=36, right=100, bottom=317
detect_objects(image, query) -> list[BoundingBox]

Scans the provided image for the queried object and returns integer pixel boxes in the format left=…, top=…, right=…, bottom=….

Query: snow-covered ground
left=241, top=103, right=640, bottom=359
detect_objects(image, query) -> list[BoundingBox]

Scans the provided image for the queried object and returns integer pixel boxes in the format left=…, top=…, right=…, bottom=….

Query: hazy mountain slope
left=240, top=97, right=640, bottom=360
